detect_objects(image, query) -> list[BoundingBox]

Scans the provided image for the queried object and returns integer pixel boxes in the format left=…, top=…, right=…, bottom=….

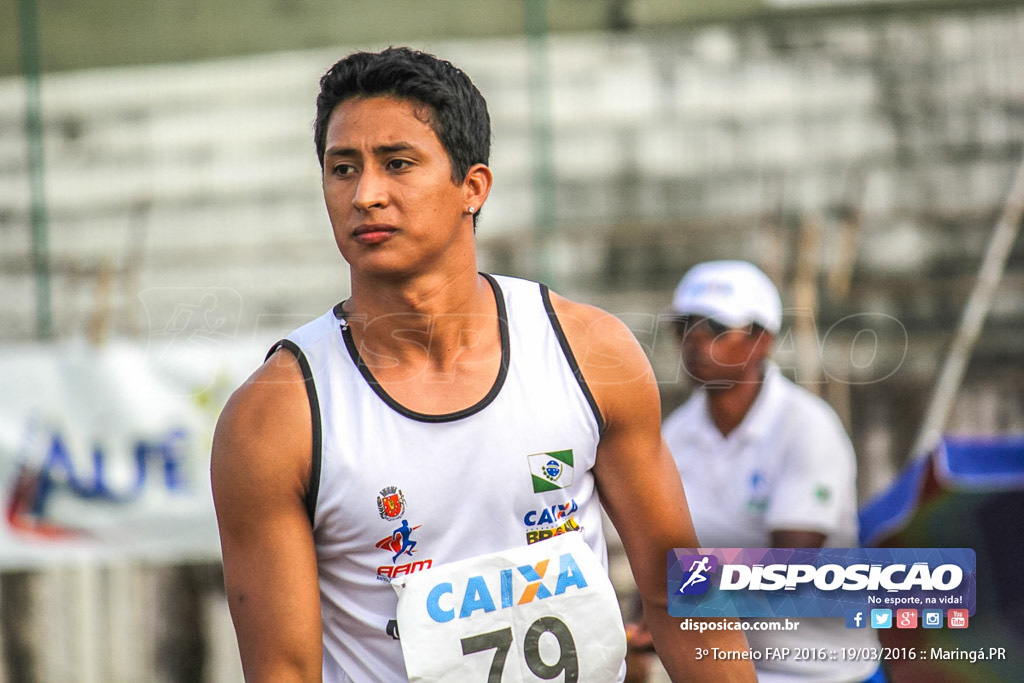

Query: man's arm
left=211, top=349, right=323, bottom=682
left=767, top=401, right=857, bottom=550
left=549, top=294, right=755, bottom=683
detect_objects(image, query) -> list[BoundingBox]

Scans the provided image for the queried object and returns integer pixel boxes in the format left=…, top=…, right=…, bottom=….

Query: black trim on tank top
left=540, top=284, right=606, bottom=434
left=266, top=339, right=322, bottom=525
left=338, top=273, right=511, bottom=423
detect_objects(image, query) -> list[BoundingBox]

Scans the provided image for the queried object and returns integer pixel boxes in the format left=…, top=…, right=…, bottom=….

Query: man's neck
left=704, top=368, right=766, bottom=438
left=344, top=269, right=497, bottom=371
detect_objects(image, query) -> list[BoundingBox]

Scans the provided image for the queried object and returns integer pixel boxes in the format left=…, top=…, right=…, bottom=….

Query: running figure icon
left=391, top=520, right=417, bottom=563
left=679, top=556, right=711, bottom=593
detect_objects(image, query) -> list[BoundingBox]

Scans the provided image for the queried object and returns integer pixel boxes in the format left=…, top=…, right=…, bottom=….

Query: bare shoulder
left=546, top=291, right=655, bottom=387
left=546, top=291, right=659, bottom=429
left=211, top=347, right=313, bottom=510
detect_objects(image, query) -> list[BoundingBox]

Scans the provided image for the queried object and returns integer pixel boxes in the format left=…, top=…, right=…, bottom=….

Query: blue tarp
left=859, top=434, right=1024, bottom=548
left=857, top=434, right=1024, bottom=683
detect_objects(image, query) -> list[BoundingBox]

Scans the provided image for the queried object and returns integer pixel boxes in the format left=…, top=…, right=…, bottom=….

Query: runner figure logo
left=677, top=554, right=717, bottom=595
left=376, top=521, right=422, bottom=562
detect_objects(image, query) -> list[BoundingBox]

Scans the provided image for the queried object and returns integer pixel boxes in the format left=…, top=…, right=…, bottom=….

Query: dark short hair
left=314, top=47, right=491, bottom=185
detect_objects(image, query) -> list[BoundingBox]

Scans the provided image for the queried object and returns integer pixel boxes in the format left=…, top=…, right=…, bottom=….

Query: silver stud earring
left=467, top=207, right=476, bottom=214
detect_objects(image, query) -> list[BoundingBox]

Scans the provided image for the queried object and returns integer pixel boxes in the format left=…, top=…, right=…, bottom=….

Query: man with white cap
left=658, top=260, right=885, bottom=682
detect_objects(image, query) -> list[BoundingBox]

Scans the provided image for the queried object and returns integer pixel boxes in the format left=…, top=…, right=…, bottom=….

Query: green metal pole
left=525, top=0, right=557, bottom=287
left=19, top=0, right=53, bottom=340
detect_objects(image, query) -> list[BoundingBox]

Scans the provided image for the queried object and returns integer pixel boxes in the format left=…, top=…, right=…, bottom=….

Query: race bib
left=392, top=532, right=626, bottom=682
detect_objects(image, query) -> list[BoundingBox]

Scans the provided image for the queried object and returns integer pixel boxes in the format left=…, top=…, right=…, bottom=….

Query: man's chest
left=676, top=438, right=783, bottom=545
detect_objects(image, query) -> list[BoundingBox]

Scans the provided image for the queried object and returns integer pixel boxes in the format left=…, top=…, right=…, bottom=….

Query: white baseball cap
left=670, top=260, right=782, bottom=334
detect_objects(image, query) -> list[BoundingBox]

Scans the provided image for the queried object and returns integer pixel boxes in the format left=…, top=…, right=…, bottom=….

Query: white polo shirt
left=663, top=363, right=879, bottom=682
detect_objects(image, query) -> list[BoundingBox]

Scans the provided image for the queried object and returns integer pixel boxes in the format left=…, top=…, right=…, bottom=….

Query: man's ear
left=462, top=163, right=493, bottom=212
left=752, top=329, right=775, bottom=365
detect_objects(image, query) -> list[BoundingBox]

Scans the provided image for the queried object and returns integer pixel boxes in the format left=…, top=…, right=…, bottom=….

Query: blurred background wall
left=2, top=0, right=1023, bottom=681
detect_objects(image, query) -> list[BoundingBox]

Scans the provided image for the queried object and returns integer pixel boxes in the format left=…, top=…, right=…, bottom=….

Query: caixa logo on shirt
left=424, top=551, right=589, bottom=623
left=522, top=498, right=582, bottom=544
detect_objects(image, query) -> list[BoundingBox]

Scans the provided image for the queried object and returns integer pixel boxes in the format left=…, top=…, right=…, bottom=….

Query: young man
left=661, top=260, right=883, bottom=682
left=211, top=48, right=755, bottom=682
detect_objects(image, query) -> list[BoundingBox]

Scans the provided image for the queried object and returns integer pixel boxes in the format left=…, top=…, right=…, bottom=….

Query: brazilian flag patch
left=528, top=450, right=575, bottom=493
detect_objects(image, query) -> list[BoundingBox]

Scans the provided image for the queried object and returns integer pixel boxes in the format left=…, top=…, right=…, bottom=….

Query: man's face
left=321, top=96, right=470, bottom=279
left=676, top=316, right=769, bottom=387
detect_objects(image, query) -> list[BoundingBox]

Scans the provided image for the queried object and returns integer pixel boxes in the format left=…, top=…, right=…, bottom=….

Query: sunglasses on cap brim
left=671, top=315, right=736, bottom=336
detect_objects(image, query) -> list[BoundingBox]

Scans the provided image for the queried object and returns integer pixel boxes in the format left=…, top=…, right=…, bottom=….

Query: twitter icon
left=870, top=609, right=892, bottom=629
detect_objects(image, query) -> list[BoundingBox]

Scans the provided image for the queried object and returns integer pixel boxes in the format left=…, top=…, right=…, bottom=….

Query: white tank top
left=273, top=274, right=609, bottom=682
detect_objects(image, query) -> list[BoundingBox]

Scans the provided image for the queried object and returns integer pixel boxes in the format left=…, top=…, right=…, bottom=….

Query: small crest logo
left=677, top=554, right=717, bottom=596
left=377, top=486, right=406, bottom=521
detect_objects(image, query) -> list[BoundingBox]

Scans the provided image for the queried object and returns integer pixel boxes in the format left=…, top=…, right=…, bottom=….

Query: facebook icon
left=846, top=610, right=866, bottom=629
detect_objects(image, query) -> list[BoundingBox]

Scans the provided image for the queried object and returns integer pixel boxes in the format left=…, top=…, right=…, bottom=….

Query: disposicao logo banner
left=668, top=548, right=976, bottom=618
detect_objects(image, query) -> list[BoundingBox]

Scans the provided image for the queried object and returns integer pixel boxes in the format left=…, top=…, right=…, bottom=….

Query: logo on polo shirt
left=814, top=485, right=832, bottom=503
left=746, top=471, right=768, bottom=513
